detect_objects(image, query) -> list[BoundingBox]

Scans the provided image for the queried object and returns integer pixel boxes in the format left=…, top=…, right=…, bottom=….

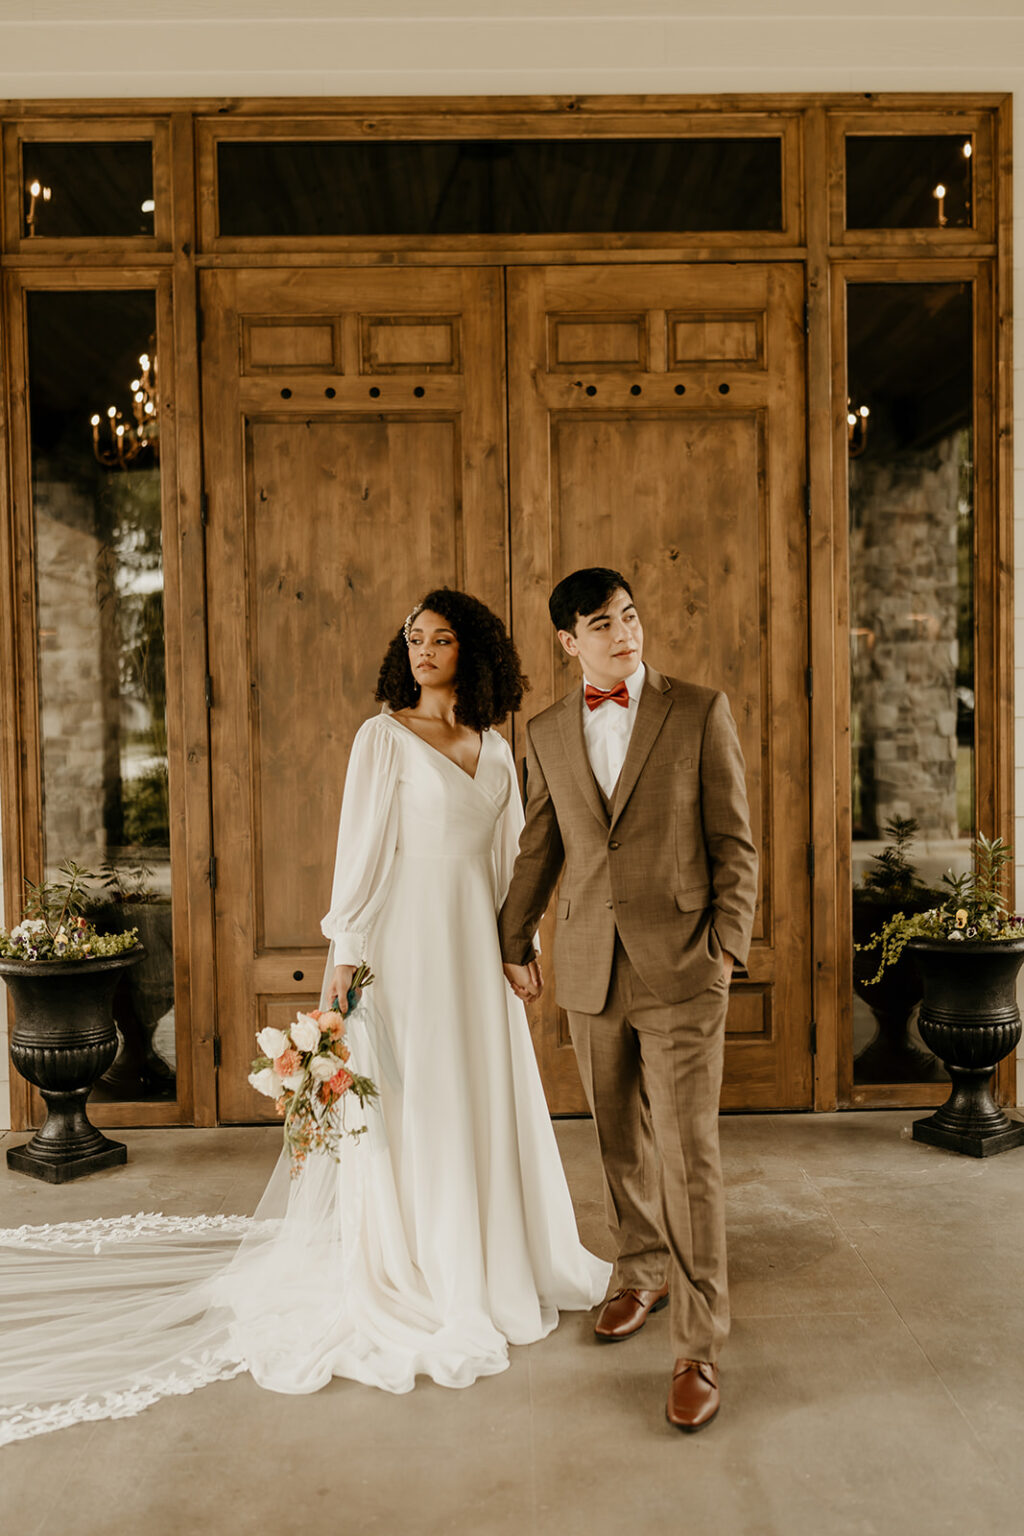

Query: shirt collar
left=582, top=661, right=646, bottom=705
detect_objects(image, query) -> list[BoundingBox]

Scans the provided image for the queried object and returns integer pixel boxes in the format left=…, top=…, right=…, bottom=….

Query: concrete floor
left=2, top=1111, right=1024, bottom=1536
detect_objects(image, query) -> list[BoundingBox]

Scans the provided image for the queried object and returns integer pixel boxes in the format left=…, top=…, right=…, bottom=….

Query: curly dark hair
left=375, top=588, right=529, bottom=732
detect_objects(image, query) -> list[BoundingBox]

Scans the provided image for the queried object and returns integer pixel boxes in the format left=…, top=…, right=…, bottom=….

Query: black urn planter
left=908, top=937, right=1024, bottom=1158
left=1, top=947, right=145, bottom=1183
left=852, top=896, right=944, bottom=1082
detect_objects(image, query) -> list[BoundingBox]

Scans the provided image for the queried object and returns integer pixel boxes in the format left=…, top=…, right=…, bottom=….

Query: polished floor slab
left=2, top=1111, right=1023, bottom=1536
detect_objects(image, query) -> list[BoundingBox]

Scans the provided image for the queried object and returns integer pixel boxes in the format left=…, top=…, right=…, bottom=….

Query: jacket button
left=609, top=840, right=621, bottom=850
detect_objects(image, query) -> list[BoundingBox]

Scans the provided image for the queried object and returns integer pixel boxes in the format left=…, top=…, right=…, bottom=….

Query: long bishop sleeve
left=320, top=716, right=402, bottom=966
left=492, top=733, right=541, bottom=954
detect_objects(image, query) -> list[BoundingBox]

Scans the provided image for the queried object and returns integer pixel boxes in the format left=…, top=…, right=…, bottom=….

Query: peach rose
left=328, top=1068, right=354, bottom=1097
left=274, top=1047, right=302, bottom=1077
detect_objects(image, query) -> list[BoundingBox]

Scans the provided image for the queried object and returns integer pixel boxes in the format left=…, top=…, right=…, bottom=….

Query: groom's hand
left=722, top=952, right=736, bottom=986
left=503, top=959, right=543, bottom=1005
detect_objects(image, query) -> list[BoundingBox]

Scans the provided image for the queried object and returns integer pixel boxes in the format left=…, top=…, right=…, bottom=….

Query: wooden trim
left=805, top=105, right=840, bottom=1112
left=79, top=1100, right=185, bottom=1129
left=196, top=111, right=804, bottom=255
left=3, top=269, right=41, bottom=1130
left=2, top=119, right=172, bottom=256
left=0, top=92, right=1011, bottom=120
left=993, top=93, right=1015, bottom=1107
left=848, top=1082, right=950, bottom=1110
left=168, top=112, right=218, bottom=1129
left=828, top=109, right=995, bottom=249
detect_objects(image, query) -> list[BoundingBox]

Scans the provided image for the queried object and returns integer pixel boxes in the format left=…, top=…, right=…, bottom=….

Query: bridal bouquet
left=247, top=963, right=379, bottom=1177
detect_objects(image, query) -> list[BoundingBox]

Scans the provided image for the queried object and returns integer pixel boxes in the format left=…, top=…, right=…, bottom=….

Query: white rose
left=290, top=1015, right=322, bottom=1054
left=309, top=1054, right=337, bottom=1082
left=281, top=1071, right=306, bottom=1091
left=255, top=1026, right=290, bottom=1059
left=248, top=1066, right=283, bottom=1099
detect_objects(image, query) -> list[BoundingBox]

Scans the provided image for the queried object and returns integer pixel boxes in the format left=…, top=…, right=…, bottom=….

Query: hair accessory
left=402, top=605, right=423, bottom=644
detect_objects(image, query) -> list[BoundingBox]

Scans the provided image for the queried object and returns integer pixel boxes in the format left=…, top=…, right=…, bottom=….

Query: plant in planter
left=0, top=860, right=143, bottom=1182
left=852, top=817, right=945, bottom=1083
left=858, top=833, right=1024, bottom=1156
left=92, top=860, right=175, bottom=1099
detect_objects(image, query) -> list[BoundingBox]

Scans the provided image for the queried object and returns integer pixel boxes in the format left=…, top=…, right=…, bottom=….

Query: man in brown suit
left=499, top=568, right=757, bottom=1432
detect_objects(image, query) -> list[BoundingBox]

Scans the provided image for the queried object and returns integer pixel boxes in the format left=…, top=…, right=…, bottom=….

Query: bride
left=0, top=589, right=610, bottom=1445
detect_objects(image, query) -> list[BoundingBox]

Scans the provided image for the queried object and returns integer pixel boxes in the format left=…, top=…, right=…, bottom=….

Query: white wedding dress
left=0, top=711, right=610, bottom=1445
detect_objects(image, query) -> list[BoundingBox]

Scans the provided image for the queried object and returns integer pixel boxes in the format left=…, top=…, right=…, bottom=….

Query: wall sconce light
left=847, top=400, right=870, bottom=458
left=933, top=183, right=948, bottom=228
left=25, top=179, right=52, bottom=236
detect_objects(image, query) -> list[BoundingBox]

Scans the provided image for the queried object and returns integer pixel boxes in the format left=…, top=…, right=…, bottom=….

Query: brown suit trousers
left=570, top=937, right=730, bottom=1362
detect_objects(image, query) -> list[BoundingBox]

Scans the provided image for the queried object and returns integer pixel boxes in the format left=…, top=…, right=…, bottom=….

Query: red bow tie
left=585, top=681, right=630, bottom=712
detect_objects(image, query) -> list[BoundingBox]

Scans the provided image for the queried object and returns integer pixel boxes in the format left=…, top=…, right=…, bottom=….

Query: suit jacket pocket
left=675, top=886, right=711, bottom=913
left=557, top=897, right=571, bottom=919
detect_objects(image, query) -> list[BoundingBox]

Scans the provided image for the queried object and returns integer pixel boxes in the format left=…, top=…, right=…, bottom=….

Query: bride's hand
left=328, top=964, right=359, bottom=1015
left=503, top=959, right=543, bottom=1005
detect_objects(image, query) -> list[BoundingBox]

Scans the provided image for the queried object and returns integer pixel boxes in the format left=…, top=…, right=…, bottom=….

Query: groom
left=499, top=568, right=757, bottom=1432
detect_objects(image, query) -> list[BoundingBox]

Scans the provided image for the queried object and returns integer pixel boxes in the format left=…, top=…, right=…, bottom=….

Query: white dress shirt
left=581, top=662, right=646, bottom=799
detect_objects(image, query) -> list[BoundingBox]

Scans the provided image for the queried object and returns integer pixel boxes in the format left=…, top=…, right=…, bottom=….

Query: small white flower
left=309, top=1054, right=337, bottom=1082
left=255, top=1026, right=290, bottom=1059
left=290, top=1015, right=322, bottom=1053
left=248, top=1066, right=283, bottom=1099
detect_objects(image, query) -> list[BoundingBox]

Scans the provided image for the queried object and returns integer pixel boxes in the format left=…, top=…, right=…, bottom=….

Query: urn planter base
left=7, top=1125, right=127, bottom=1183
left=908, top=937, right=1024, bottom=1159
left=0, top=949, right=142, bottom=1182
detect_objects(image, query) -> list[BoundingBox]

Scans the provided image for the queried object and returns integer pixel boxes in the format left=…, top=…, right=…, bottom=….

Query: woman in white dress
left=0, top=589, right=610, bottom=1444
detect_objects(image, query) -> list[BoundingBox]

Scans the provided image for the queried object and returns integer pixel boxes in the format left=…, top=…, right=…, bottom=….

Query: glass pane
left=28, top=290, right=175, bottom=1103
left=848, top=282, right=974, bottom=1088
left=217, top=137, right=783, bottom=237
left=22, top=141, right=155, bottom=239
left=846, top=135, right=974, bottom=230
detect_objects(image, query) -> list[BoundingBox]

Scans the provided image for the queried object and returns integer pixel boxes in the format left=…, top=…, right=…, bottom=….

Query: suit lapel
left=610, top=668, right=672, bottom=829
left=558, top=688, right=610, bottom=830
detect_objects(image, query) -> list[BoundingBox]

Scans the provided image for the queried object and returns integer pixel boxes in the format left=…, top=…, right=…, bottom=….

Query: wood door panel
left=247, top=414, right=459, bottom=953
left=508, top=263, right=811, bottom=1113
left=549, top=409, right=768, bottom=942
left=203, top=266, right=507, bottom=1122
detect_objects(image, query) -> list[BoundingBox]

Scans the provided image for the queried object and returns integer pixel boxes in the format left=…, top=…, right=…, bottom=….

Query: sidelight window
left=26, top=289, right=176, bottom=1104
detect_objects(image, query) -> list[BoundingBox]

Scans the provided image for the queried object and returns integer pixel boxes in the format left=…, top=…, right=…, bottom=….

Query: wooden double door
left=202, top=262, right=811, bottom=1121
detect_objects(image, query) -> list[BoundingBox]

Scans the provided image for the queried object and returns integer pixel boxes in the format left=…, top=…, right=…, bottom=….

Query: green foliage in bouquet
left=0, top=860, right=140, bottom=962
left=247, top=962, right=380, bottom=1177
left=857, top=833, right=1023, bottom=984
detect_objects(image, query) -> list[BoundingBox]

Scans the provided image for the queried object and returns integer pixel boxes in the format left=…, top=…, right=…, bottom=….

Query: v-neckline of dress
left=387, top=713, right=486, bottom=784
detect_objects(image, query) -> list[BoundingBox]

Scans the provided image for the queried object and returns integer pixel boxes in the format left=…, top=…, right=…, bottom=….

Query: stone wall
left=849, top=429, right=966, bottom=841
left=33, top=473, right=118, bottom=873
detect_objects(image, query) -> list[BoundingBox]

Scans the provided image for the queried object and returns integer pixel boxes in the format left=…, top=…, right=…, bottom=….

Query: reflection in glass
left=217, top=137, right=784, bottom=237
left=846, top=135, right=973, bottom=230
left=22, top=141, right=155, bottom=239
left=848, top=282, right=974, bottom=1087
left=28, top=291, right=175, bottom=1102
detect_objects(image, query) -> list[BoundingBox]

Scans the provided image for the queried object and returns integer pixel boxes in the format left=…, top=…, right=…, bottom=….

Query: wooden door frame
left=0, top=93, right=1013, bottom=1126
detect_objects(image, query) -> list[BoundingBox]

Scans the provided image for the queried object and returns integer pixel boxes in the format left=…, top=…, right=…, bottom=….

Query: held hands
left=503, top=958, right=544, bottom=1006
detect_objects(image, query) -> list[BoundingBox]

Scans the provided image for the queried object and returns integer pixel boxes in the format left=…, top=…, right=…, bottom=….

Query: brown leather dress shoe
left=666, top=1359, right=720, bottom=1431
left=594, top=1284, right=670, bottom=1341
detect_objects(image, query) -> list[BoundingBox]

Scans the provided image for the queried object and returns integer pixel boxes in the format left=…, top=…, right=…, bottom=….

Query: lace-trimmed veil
left=0, top=952, right=380, bottom=1446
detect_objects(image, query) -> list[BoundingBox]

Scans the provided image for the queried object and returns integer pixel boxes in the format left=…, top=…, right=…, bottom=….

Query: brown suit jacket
left=498, top=666, right=758, bottom=1015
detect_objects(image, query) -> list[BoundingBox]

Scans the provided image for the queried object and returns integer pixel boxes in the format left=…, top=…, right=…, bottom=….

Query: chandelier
left=90, top=347, right=159, bottom=468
